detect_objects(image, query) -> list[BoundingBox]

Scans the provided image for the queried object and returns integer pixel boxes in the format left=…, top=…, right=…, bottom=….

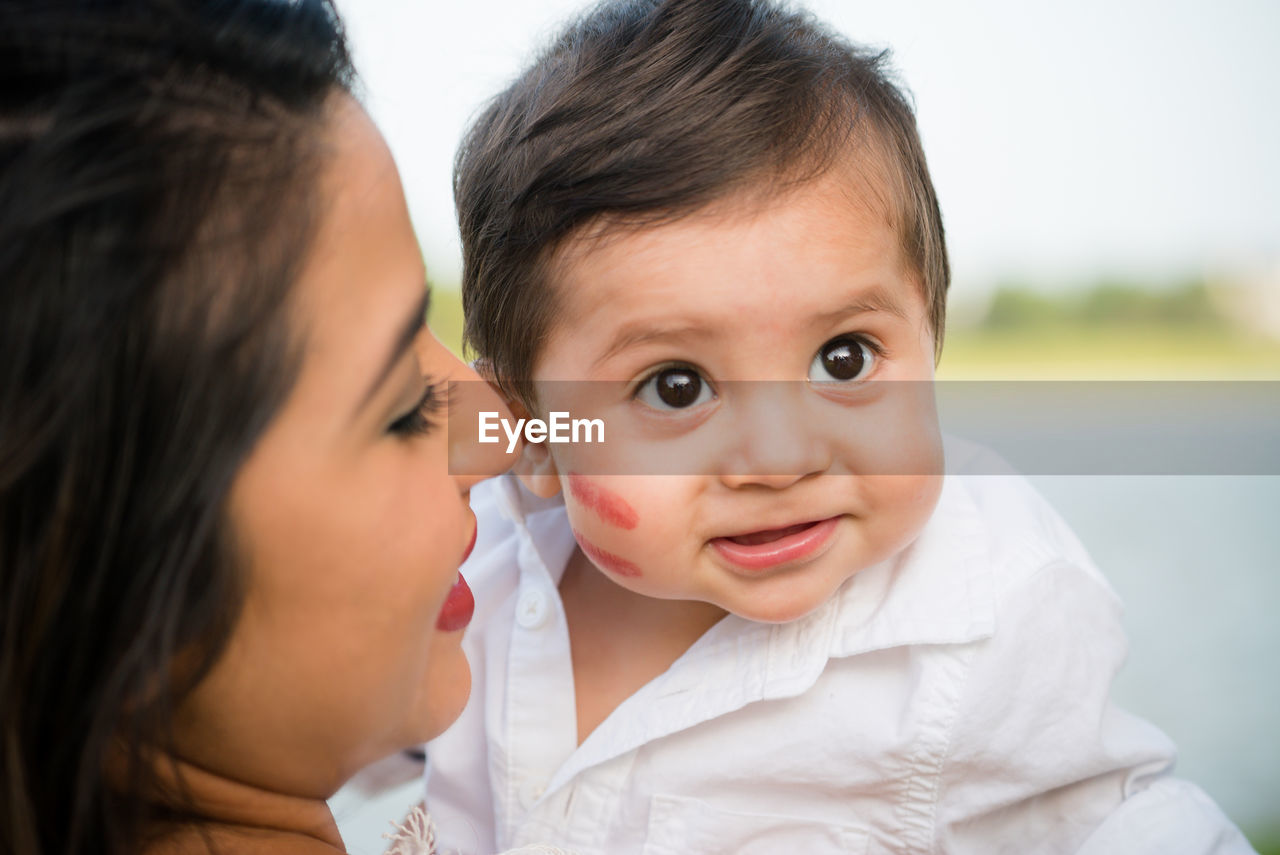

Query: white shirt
left=424, top=440, right=1253, bottom=855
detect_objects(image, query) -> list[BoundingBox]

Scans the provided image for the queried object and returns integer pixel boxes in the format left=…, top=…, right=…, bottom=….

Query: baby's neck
left=559, top=546, right=727, bottom=746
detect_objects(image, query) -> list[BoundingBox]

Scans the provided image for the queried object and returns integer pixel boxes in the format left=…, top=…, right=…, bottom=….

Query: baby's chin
left=709, top=572, right=859, bottom=625
left=728, top=601, right=827, bottom=625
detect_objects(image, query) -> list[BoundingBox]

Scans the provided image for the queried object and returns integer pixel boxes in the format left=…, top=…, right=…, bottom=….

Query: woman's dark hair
left=0, top=1, right=354, bottom=852
left=457, top=0, right=948, bottom=409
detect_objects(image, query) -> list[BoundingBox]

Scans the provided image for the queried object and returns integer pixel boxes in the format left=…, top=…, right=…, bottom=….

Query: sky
left=337, top=0, right=1280, bottom=298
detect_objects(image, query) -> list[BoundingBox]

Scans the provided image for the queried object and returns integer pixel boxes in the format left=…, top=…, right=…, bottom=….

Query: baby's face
left=531, top=168, right=943, bottom=622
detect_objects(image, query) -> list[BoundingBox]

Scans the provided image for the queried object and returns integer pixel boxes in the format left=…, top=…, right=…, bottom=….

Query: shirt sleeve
left=932, top=560, right=1255, bottom=855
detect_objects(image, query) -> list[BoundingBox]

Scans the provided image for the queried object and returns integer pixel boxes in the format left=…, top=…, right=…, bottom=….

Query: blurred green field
left=940, top=280, right=1280, bottom=379
left=1254, top=832, right=1280, bottom=855
left=427, top=285, right=467, bottom=358
left=939, top=325, right=1280, bottom=379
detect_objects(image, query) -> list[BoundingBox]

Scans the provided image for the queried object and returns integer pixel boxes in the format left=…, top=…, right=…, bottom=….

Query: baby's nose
left=716, top=381, right=833, bottom=488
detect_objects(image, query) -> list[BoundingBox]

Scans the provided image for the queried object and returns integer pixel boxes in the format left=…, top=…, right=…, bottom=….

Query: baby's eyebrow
left=812, top=287, right=910, bottom=325
left=593, top=322, right=706, bottom=368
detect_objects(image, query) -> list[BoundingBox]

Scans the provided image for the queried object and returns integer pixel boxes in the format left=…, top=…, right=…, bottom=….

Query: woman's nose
left=446, top=356, right=519, bottom=490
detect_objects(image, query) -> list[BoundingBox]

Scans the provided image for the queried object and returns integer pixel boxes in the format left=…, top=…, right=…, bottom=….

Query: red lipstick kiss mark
left=572, top=529, right=642, bottom=578
left=567, top=474, right=639, bottom=530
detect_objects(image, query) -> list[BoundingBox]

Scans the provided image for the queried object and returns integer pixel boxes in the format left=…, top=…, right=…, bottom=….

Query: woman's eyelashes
left=633, top=365, right=715, bottom=411
left=388, top=378, right=447, bottom=437
left=808, top=335, right=880, bottom=384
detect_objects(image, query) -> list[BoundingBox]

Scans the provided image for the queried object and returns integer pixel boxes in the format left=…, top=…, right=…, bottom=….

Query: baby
left=424, top=0, right=1252, bottom=852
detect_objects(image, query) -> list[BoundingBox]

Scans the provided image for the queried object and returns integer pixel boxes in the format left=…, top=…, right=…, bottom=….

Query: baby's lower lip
left=435, top=573, right=474, bottom=632
left=710, top=516, right=840, bottom=573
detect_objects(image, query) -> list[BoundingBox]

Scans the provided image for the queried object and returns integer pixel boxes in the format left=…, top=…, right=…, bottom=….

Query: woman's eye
left=635, top=366, right=714, bottom=410
left=388, top=379, right=446, bottom=438
left=808, top=336, right=876, bottom=383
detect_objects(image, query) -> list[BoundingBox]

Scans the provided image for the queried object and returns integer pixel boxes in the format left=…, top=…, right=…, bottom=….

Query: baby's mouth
left=710, top=516, right=842, bottom=573
left=725, top=521, right=820, bottom=546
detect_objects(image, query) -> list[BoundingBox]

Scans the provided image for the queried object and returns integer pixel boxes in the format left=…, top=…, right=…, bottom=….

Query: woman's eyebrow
left=359, top=286, right=431, bottom=411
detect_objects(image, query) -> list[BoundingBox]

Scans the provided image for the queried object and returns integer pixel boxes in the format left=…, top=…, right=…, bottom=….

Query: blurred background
left=329, top=0, right=1280, bottom=851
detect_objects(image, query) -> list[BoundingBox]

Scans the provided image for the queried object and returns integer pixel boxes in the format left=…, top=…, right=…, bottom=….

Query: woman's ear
left=505, top=398, right=562, bottom=498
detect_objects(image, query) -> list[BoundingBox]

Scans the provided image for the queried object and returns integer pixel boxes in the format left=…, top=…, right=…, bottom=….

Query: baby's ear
left=506, top=399, right=562, bottom=499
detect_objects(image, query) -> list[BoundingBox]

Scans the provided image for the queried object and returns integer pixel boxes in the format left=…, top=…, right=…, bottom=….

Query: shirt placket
left=500, top=526, right=580, bottom=849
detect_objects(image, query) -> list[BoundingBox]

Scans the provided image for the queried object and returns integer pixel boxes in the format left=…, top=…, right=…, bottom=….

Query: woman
left=1, top=1, right=511, bottom=852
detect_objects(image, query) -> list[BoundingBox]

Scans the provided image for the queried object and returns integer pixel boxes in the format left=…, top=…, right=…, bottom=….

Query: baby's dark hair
left=456, top=0, right=948, bottom=406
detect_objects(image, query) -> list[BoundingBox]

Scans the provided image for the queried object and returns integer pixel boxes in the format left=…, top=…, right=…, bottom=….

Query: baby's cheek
left=566, top=473, right=639, bottom=530
left=871, top=474, right=943, bottom=549
left=571, top=528, right=643, bottom=578
left=564, top=474, right=648, bottom=579
left=564, top=475, right=694, bottom=585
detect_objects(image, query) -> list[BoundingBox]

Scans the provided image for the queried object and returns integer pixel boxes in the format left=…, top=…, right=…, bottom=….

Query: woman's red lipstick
left=436, top=574, right=474, bottom=632
left=436, top=525, right=478, bottom=632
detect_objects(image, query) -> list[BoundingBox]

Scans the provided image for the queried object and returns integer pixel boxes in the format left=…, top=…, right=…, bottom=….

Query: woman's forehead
left=285, top=97, right=426, bottom=412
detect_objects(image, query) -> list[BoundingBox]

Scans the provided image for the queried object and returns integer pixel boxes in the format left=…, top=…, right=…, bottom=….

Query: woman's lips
left=437, top=523, right=479, bottom=632
left=435, top=573, right=474, bottom=632
left=710, top=516, right=840, bottom=573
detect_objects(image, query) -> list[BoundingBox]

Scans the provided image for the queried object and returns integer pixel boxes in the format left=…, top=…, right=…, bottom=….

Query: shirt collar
left=491, top=473, right=578, bottom=586
left=825, top=473, right=996, bottom=658
left=489, top=472, right=995, bottom=786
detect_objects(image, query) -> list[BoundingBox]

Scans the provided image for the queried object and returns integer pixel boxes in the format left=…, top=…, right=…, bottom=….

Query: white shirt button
left=520, top=780, right=546, bottom=809
left=516, top=588, right=550, bottom=629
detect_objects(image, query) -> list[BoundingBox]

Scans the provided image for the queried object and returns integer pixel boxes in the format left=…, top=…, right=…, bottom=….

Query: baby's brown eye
left=636, top=366, right=713, bottom=410
left=809, top=336, right=875, bottom=383
left=657, top=369, right=700, bottom=407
